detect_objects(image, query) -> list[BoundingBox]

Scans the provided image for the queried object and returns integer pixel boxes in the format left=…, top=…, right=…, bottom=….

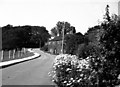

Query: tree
left=51, top=21, right=76, bottom=37
left=104, top=5, right=111, bottom=22
left=2, top=25, right=50, bottom=49
left=64, top=32, right=84, bottom=55
left=51, top=27, right=58, bottom=37
left=17, top=25, right=32, bottom=48
left=70, top=26, right=76, bottom=34
left=75, top=5, right=120, bottom=86
left=84, top=6, right=120, bottom=86
left=97, top=14, right=120, bottom=86
left=2, top=24, right=19, bottom=50
left=30, top=26, right=50, bottom=47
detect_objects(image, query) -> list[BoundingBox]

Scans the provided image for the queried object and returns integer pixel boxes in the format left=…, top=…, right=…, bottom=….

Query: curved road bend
left=2, top=49, right=56, bottom=85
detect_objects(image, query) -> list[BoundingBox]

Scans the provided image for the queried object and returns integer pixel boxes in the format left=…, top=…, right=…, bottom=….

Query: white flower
left=48, top=72, right=52, bottom=76
left=118, top=74, right=120, bottom=79
left=52, top=74, right=56, bottom=78
left=51, top=54, right=91, bottom=85
left=72, top=80, right=75, bottom=82
left=52, top=79, right=55, bottom=82
left=77, top=69, right=82, bottom=71
left=66, top=82, right=72, bottom=86
left=70, top=78, right=73, bottom=80
left=77, top=79, right=81, bottom=82
left=63, top=81, right=67, bottom=83
left=52, top=71, right=56, bottom=73
left=66, top=68, right=71, bottom=71
left=80, top=74, right=84, bottom=77
left=48, top=72, right=51, bottom=75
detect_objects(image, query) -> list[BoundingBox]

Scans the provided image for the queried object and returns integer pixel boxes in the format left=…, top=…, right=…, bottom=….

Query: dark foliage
left=50, top=5, right=120, bottom=87
left=41, top=45, right=48, bottom=51
left=2, top=24, right=50, bottom=50
left=64, top=32, right=84, bottom=55
left=98, top=15, right=120, bottom=86
left=64, top=5, right=120, bottom=86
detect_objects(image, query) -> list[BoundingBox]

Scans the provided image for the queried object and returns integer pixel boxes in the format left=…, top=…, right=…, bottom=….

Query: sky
left=0, top=0, right=119, bottom=34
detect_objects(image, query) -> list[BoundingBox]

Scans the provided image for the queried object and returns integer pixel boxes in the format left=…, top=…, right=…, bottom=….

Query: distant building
left=47, top=36, right=62, bottom=54
left=118, top=1, right=120, bottom=15
left=47, top=28, right=75, bottom=54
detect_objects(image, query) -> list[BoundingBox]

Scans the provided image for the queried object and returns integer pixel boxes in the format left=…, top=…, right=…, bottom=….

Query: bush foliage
left=49, top=54, right=120, bottom=87
left=49, top=54, right=91, bottom=87
left=49, top=11, right=120, bottom=87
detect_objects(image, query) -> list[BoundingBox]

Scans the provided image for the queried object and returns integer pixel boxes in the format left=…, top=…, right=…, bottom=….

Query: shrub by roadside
left=49, top=54, right=91, bottom=87
left=49, top=54, right=120, bottom=87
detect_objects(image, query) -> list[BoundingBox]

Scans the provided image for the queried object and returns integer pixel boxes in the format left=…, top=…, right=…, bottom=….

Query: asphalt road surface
left=1, top=49, right=56, bottom=85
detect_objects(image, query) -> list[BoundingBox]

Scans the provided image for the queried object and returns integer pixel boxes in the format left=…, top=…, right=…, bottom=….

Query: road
left=1, top=49, right=56, bottom=85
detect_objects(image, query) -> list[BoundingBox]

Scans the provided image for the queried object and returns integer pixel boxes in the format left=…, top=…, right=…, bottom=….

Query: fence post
left=13, top=49, right=15, bottom=59
left=23, top=48, right=25, bottom=54
left=20, top=49, right=22, bottom=57
left=1, top=50, right=3, bottom=61
left=18, top=50, right=20, bottom=58
left=9, top=50, right=11, bottom=59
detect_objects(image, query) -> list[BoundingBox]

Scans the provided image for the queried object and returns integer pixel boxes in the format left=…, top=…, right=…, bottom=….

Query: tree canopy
left=51, top=21, right=76, bottom=37
left=64, top=32, right=84, bottom=55
left=2, top=25, right=50, bottom=50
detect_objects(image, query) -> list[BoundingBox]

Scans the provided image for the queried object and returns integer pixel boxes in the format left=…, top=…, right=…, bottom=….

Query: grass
left=1, top=50, right=34, bottom=62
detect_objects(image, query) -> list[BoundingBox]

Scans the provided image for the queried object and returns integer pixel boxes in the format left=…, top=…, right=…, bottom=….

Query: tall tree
left=51, top=27, right=58, bottom=37
left=51, top=21, right=76, bottom=37
left=2, top=25, right=19, bottom=50
left=30, top=26, right=50, bottom=47
left=64, top=32, right=84, bottom=55
left=2, top=25, right=50, bottom=49
left=104, top=5, right=111, bottom=22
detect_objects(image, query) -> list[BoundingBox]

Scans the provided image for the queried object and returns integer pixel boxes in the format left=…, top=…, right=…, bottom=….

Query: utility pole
left=62, top=22, right=65, bottom=54
left=0, top=27, right=2, bottom=61
left=118, top=1, right=120, bottom=16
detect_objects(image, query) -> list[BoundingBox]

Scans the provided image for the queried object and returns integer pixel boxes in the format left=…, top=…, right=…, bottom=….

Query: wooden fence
left=0, top=48, right=27, bottom=62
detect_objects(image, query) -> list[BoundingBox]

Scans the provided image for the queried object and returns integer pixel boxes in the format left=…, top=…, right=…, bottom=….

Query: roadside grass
left=1, top=50, right=34, bottom=62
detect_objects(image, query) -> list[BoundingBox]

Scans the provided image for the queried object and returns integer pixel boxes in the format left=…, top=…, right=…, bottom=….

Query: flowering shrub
left=49, top=54, right=120, bottom=87
left=49, top=54, right=94, bottom=87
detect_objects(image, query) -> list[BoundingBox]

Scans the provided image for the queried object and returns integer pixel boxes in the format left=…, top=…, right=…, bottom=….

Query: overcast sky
left=0, top=0, right=119, bottom=34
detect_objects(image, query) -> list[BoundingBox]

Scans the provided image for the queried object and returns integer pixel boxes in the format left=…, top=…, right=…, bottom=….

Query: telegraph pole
left=0, top=27, right=2, bottom=61
left=118, top=1, right=120, bottom=16
left=62, top=22, right=65, bottom=54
